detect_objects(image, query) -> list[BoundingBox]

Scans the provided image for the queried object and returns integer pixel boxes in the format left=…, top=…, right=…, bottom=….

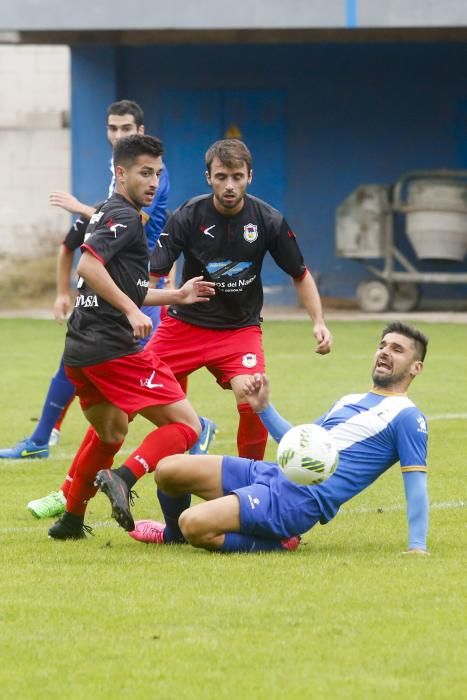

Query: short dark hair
left=205, top=139, right=253, bottom=174
left=107, top=100, right=144, bottom=128
left=381, top=321, right=428, bottom=361
left=113, top=134, right=163, bottom=168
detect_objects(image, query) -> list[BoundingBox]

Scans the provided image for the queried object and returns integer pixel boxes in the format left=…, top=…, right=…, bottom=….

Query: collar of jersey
left=370, top=388, right=408, bottom=397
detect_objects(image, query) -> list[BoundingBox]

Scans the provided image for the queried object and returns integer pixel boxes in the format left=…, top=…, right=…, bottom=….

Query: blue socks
left=157, top=489, right=191, bottom=543
left=220, top=532, right=285, bottom=553
left=31, top=358, right=75, bottom=445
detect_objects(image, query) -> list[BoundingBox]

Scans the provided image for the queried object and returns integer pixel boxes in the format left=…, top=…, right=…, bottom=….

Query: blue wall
left=71, top=42, right=467, bottom=302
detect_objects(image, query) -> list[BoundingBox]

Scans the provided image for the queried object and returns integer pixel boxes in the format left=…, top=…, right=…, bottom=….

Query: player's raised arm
left=49, top=191, right=96, bottom=220
left=243, top=373, right=292, bottom=443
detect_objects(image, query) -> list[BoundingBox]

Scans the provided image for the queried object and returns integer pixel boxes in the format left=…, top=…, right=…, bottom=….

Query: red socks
left=123, top=422, right=198, bottom=480
left=66, top=431, right=123, bottom=516
left=237, top=403, right=268, bottom=460
left=60, top=425, right=96, bottom=498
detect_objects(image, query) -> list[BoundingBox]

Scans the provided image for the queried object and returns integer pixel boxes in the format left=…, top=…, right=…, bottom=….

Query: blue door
left=160, top=88, right=287, bottom=287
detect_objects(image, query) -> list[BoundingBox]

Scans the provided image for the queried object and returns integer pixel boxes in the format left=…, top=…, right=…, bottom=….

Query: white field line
left=0, top=500, right=464, bottom=534
left=428, top=413, right=467, bottom=421
left=0, top=520, right=119, bottom=534
left=340, top=499, right=466, bottom=516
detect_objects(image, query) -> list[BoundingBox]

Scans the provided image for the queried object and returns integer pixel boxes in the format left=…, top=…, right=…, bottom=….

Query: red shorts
left=147, top=316, right=266, bottom=389
left=65, top=346, right=185, bottom=413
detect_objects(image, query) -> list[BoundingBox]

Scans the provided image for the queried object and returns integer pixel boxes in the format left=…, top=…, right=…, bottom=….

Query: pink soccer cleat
left=280, top=535, right=301, bottom=552
left=128, top=519, right=166, bottom=544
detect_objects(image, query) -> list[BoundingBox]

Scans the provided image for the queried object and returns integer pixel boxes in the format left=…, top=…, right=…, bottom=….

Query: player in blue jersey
left=129, top=322, right=430, bottom=555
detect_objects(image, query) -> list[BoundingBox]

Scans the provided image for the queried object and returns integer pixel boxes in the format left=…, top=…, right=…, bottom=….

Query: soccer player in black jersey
left=148, top=138, right=332, bottom=454
left=48, top=135, right=215, bottom=540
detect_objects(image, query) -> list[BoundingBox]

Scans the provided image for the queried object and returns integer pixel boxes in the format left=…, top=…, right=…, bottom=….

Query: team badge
left=243, top=223, right=258, bottom=243
left=242, top=353, right=257, bottom=368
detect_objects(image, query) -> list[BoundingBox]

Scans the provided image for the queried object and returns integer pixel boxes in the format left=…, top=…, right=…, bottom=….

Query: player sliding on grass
left=128, top=322, right=430, bottom=554
left=48, top=134, right=215, bottom=540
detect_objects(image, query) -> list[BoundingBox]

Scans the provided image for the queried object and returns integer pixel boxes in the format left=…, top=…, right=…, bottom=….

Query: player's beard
left=217, top=192, right=242, bottom=210
left=372, top=367, right=407, bottom=389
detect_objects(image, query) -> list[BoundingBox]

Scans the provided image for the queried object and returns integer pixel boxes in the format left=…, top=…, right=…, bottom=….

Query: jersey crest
left=243, top=223, right=258, bottom=242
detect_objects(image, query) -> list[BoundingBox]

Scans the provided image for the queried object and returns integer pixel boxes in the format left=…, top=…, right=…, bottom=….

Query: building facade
left=2, top=1, right=467, bottom=305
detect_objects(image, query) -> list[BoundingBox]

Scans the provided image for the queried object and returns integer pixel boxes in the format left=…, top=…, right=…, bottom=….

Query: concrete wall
left=0, top=45, right=70, bottom=256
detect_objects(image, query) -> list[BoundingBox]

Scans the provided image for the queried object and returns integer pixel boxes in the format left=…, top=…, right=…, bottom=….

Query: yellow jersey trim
left=400, top=466, right=427, bottom=473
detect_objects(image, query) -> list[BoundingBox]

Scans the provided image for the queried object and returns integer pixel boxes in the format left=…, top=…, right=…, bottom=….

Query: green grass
left=0, top=319, right=465, bottom=699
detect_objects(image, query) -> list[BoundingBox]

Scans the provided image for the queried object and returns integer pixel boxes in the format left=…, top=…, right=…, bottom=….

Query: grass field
left=0, top=318, right=465, bottom=699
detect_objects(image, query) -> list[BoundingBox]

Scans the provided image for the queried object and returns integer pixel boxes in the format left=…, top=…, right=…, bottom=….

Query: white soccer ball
left=277, top=424, right=339, bottom=485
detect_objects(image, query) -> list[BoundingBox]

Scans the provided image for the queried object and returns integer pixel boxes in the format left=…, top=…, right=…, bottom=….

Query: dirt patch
left=0, top=254, right=57, bottom=309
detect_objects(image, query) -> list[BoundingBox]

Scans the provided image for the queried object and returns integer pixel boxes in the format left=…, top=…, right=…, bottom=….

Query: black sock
left=157, top=489, right=191, bottom=543
left=113, top=466, right=138, bottom=489
left=63, top=511, right=84, bottom=527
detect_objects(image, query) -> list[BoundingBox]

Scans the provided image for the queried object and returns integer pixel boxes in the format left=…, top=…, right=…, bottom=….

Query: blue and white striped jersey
left=312, top=390, right=428, bottom=522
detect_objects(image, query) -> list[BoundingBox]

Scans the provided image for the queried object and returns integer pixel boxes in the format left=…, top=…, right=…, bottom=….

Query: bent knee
left=178, top=509, right=206, bottom=548
left=97, top=427, right=128, bottom=444
left=156, top=454, right=184, bottom=489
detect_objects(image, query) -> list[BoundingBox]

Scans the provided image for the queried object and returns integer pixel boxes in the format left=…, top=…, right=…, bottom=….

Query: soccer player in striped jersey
left=129, top=322, right=430, bottom=555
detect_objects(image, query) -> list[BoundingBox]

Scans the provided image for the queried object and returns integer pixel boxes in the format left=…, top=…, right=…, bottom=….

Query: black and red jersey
left=62, top=200, right=105, bottom=251
left=64, top=193, right=150, bottom=367
left=62, top=216, right=89, bottom=252
left=150, top=194, right=306, bottom=329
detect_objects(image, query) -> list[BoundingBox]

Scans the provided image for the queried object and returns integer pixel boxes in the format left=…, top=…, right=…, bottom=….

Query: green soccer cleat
left=27, top=490, right=66, bottom=519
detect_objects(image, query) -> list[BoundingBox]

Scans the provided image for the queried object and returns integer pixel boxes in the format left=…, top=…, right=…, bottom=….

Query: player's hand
left=243, top=373, right=271, bottom=412
left=127, top=309, right=153, bottom=339
left=313, top=322, right=332, bottom=355
left=49, top=191, right=83, bottom=214
left=53, top=293, right=72, bottom=323
left=178, top=276, right=216, bottom=304
left=402, top=548, right=431, bottom=556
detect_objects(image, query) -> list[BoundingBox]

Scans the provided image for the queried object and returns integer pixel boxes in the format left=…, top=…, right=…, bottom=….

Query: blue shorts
left=222, top=456, right=323, bottom=539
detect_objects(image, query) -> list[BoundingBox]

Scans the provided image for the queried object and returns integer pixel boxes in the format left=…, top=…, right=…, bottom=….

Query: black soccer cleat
left=48, top=512, right=93, bottom=540
left=95, top=469, right=135, bottom=532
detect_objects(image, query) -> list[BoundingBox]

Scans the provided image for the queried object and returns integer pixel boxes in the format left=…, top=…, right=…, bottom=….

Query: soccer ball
left=277, top=424, right=339, bottom=485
